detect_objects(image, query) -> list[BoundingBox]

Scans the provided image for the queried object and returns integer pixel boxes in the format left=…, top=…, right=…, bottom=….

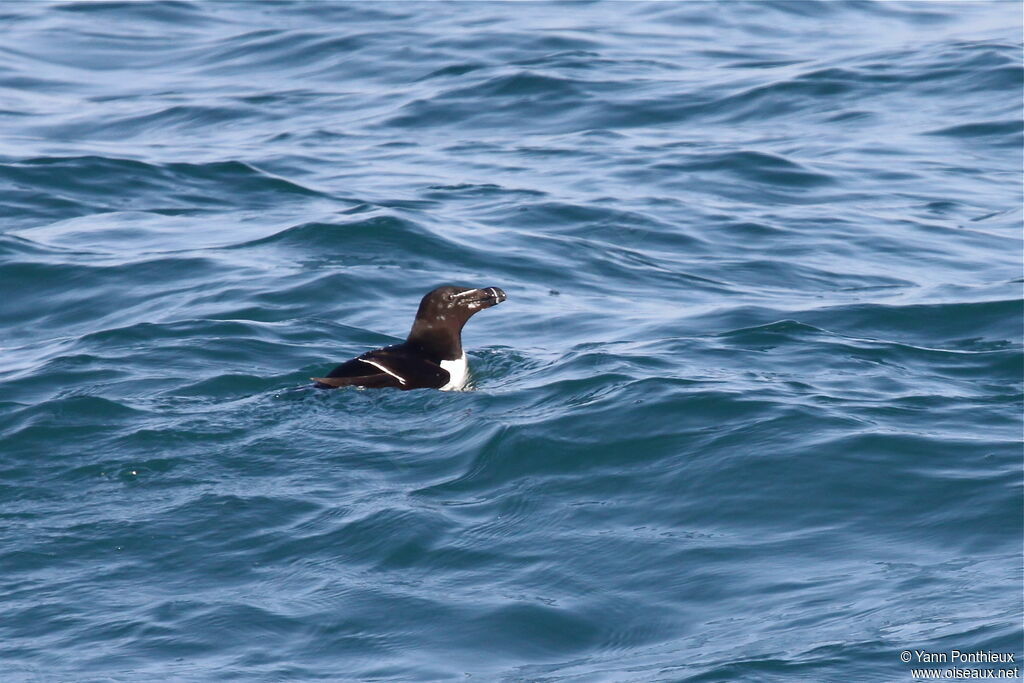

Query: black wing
left=312, top=345, right=449, bottom=390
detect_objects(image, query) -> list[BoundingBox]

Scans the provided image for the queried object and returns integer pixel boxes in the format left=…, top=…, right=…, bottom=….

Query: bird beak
left=468, top=286, right=506, bottom=308
left=453, top=287, right=506, bottom=307
left=486, top=287, right=506, bottom=304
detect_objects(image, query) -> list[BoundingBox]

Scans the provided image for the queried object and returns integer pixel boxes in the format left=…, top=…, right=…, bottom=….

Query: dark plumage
left=312, top=285, right=506, bottom=390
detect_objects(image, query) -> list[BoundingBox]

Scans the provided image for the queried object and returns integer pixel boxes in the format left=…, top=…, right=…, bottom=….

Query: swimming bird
left=312, top=285, right=506, bottom=390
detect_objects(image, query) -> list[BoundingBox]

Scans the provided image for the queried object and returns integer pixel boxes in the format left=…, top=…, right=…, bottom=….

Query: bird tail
left=310, top=376, right=360, bottom=388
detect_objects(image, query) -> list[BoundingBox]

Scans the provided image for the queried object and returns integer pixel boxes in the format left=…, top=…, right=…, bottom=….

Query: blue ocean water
left=1, top=1, right=1021, bottom=680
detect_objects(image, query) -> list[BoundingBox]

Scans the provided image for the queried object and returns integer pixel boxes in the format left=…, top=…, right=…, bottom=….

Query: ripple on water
left=0, top=0, right=1020, bottom=680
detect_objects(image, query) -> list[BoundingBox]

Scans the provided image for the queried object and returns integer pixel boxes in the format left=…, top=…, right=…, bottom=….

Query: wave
left=925, top=119, right=1023, bottom=145
left=1, top=1, right=1020, bottom=679
left=0, top=156, right=329, bottom=234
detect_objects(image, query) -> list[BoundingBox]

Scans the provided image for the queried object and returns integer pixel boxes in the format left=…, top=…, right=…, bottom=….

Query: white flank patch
left=439, top=353, right=469, bottom=391
left=358, top=358, right=407, bottom=385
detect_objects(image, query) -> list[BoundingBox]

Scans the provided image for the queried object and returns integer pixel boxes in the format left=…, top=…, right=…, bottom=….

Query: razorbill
left=312, top=285, right=506, bottom=390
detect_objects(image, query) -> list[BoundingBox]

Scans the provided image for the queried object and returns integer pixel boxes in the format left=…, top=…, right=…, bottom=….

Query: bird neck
left=406, top=320, right=464, bottom=361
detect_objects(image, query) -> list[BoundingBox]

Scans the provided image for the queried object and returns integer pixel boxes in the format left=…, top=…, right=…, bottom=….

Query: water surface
left=1, top=1, right=1021, bottom=680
